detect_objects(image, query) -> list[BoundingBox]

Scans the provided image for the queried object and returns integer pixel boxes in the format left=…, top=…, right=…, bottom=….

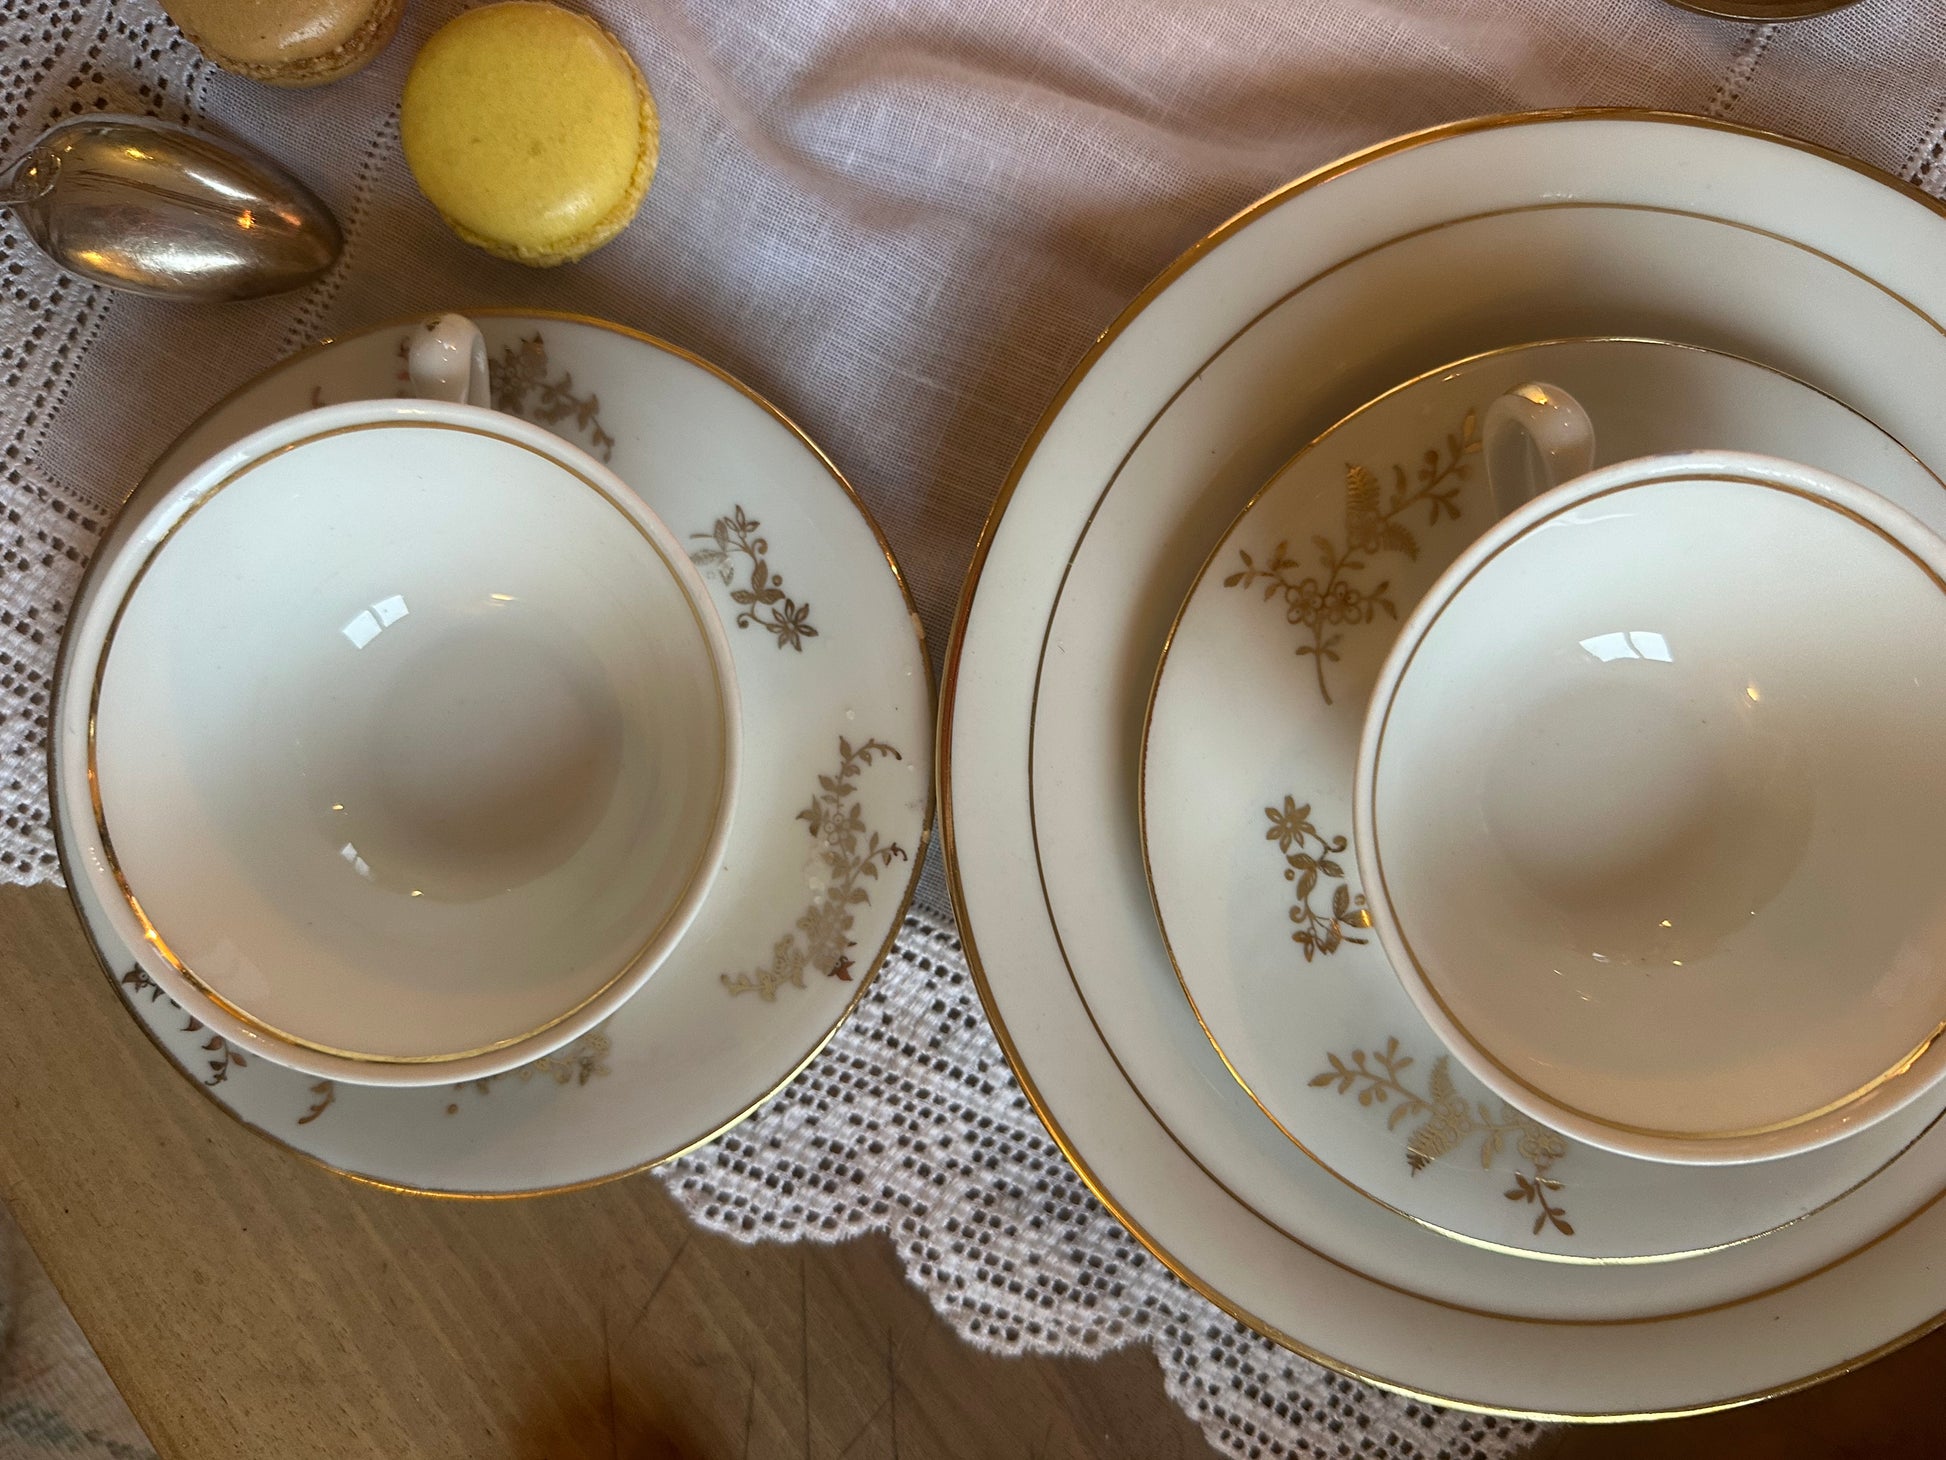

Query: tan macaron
left=163, top=0, right=406, bottom=88
left=400, top=2, right=659, bottom=267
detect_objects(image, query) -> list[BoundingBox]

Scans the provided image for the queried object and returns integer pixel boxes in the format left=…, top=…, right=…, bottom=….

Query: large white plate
left=52, top=313, right=933, bottom=1195
left=941, top=111, right=1946, bottom=1417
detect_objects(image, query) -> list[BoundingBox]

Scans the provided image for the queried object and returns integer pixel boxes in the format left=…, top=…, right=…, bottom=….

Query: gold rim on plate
left=51, top=308, right=935, bottom=1199
left=1137, top=336, right=1946, bottom=1262
left=938, top=108, right=1946, bottom=1419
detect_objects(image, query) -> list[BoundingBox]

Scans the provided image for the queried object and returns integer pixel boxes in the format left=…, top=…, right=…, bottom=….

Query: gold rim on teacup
left=1357, top=456, right=1946, bottom=1164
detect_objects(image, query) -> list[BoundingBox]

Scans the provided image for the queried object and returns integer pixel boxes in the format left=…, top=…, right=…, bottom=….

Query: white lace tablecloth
left=6, top=0, right=1946, bottom=1454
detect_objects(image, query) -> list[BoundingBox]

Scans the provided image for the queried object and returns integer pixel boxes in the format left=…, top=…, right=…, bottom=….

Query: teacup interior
left=1371, top=473, right=1946, bottom=1141
left=91, top=420, right=731, bottom=1063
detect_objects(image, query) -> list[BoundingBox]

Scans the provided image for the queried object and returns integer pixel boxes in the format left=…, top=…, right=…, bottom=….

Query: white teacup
left=1354, top=387, right=1946, bottom=1164
left=66, top=315, right=741, bottom=1086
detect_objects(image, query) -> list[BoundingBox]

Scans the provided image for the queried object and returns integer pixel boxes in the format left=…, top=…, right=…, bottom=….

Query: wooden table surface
left=3, top=882, right=1945, bottom=1459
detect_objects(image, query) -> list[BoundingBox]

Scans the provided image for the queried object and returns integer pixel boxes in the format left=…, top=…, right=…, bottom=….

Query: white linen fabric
left=5, top=0, right=1946, bottom=1454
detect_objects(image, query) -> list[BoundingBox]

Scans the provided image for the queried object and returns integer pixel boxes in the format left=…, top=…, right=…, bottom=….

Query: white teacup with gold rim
left=1355, top=399, right=1946, bottom=1165
left=64, top=315, right=741, bottom=1087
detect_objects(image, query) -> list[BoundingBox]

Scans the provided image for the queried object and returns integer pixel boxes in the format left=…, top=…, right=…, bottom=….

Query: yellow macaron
left=165, top=0, right=406, bottom=87
left=401, top=2, right=658, bottom=266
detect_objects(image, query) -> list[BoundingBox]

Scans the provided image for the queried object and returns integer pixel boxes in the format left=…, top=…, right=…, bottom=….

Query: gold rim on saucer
left=1136, top=337, right=1946, bottom=1262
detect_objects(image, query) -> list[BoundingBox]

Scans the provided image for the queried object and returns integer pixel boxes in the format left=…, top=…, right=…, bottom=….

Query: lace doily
left=0, top=0, right=203, bottom=885
left=665, top=900, right=1543, bottom=1458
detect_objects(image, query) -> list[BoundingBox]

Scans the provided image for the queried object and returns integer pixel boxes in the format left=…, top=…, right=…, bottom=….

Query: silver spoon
left=0, top=113, right=342, bottom=301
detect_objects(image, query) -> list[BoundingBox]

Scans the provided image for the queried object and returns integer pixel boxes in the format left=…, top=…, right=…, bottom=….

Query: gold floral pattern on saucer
left=1262, top=795, right=1371, bottom=961
left=691, top=505, right=819, bottom=650
left=310, top=335, right=414, bottom=408
left=1225, top=409, right=1478, bottom=705
left=293, top=1029, right=620, bottom=1127
left=1312, top=1036, right=1574, bottom=1238
left=488, top=332, right=616, bottom=462
left=723, top=736, right=908, bottom=1000
left=121, top=967, right=250, bottom=1086
left=447, top=1028, right=614, bottom=1111
left=65, top=310, right=932, bottom=1197
left=1141, top=337, right=1946, bottom=1264
left=119, top=961, right=619, bottom=1125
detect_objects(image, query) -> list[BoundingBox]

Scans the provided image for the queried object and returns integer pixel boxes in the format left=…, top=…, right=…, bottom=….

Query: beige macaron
left=163, top=0, right=407, bottom=88
left=400, top=3, right=659, bottom=267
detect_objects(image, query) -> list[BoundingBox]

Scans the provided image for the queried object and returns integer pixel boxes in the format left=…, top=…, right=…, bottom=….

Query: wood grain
left=0, top=884, right=1205, bottom=1459
left=2, top=880, right=1945, bottom=1458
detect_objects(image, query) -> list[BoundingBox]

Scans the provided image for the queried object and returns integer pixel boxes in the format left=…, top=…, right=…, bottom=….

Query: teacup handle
left=1482, top=382, right=1595, bottom=518
left=406, top=313, right=491, bottom=406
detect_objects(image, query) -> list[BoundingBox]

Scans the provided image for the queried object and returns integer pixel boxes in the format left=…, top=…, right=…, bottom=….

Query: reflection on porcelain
left=1481, top=381, right=1595, bottom=517
left=1145, top=337, right=1946, bottom=1262
left=407, top=312, right=492, bottom=405
left=944, top=111, right=1946, bottom=1416
left=1359, top=449, right=1946, bottom=1164
left=55, top=313, right=931, bottom=1186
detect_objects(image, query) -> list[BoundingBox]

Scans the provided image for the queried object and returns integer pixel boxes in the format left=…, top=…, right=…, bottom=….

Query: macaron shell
left=401, top=2, right=658, bottom=266
left=164, top=0, right=405, bottom=87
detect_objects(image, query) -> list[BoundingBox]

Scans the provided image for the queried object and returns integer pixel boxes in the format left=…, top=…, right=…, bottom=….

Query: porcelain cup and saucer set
left=940, top=109, right=1946, bottom=1418
left=51, top=311, right=932, bottom=1193
left=1356, top=398, right=1946, bottom=1170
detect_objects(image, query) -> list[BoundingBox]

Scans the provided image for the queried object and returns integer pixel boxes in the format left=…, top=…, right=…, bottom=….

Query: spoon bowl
left=1, top=114, right=342, bottom=300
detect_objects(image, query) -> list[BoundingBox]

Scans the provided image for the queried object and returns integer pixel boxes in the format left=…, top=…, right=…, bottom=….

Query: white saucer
left=52, top=311, right=932, bottom=1195
left=1142, top=337, right=1946, bottom=1261
left=942, top=111, right=1946, bottom=1416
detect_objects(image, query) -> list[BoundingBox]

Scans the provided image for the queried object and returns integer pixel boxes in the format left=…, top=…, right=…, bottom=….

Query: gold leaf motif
left=117, top=966, right=242, bottom=1087
left=690, top=505, right=819, bottom=651
left=299, top=1081, right=336, bottom=1125
left=112, top=966, right=606, bottom=1125
left=449, top=1029, right=614, bottom=1109
left=1226, top=408, right=1479, bottom=704
left=184, top=1017, right=244, bottom=1087
left=723, top=737, right=908, bottom=1000
left=1403, top=1058, right=1469, bottom=1171
left=305, top=334, right=415, bottom=409
left=1263, top=796, right=1370, bottom=962
left=489, top=333, right=616, bottom=462
left=119, top=966, right=168, bottom=1004
left=1344, top=463, right=1383, bottom=553
left=1313, top=1039, right=1577, bottom=1240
